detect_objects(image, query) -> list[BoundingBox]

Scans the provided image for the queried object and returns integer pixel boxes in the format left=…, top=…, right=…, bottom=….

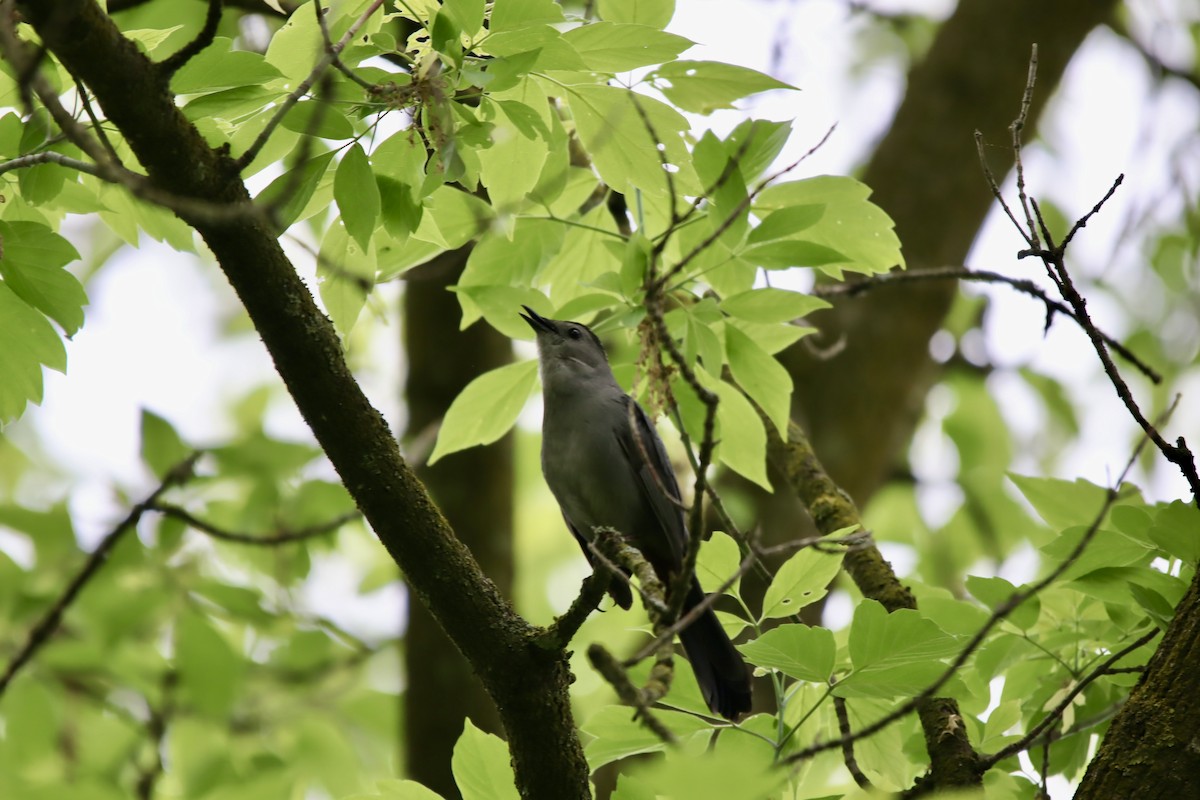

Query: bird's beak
left=520, top=305, right=556, bottom=334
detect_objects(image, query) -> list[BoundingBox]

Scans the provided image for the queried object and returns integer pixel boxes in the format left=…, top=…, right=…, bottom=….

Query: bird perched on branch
left=520, top=306, right=752, bottom=720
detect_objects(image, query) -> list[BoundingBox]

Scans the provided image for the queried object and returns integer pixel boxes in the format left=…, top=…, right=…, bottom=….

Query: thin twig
left=151, top=503, right=358, bottom=545
left=0, top=454, right=200, bottom=698
left=1011, top=44, right=1040, bottom=251
left=315, top=0, right=377, bottom=90
left=834, top=693, right=873, bottom=789
left=0, top=150, right=105, bottom=178
left=236, top=0, right=385, bottom=170
left=812, top=266, right=1161, bottom=383
left=73, top=78, right=118, bottom=161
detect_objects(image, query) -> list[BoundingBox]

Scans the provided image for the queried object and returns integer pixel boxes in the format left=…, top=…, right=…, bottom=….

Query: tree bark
left=22, top=3, right=589, bottom=797
left=403, top=250, right=513, bottom=798
left=1074, top=570, right=1200, bottom=798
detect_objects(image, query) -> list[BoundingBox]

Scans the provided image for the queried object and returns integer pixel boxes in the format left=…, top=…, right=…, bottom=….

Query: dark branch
left=834, top=694, right=873, bottom=789
left=151, top=503, right=358, bottom=545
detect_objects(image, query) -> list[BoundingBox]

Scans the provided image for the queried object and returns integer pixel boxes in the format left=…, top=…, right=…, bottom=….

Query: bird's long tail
left=677, top=580, right=752, bottom=720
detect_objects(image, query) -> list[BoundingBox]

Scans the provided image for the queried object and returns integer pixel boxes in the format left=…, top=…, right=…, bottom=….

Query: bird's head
left=520, top=306, right=615, bottom=391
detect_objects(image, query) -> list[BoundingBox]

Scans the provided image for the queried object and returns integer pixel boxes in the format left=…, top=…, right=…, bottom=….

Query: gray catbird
left=520, top=306, right=752, bottom=720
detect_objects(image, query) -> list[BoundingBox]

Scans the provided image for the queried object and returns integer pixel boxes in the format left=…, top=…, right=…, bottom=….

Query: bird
left=520, top=305, right=752, bottom=720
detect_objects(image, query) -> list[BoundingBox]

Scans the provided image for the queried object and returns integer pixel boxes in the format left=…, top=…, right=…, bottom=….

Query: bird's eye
left=567, top=327, right=583, bottom=340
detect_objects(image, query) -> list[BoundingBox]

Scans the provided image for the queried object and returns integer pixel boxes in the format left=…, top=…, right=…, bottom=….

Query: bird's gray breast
left=541, top=392, right=643, bottom=541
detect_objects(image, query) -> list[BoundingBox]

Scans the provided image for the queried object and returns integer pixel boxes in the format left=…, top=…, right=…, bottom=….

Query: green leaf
left=724, top=324, right=792, bottom=434
left=335, top=144, right=381, bottom=250
left=172, top=37, right=283, bottom=94
left=451, top=718, right=519, bottom=800
left=280, top=99, right=355, bottom=140
left=582, top=706, right=711, bottom=770
left=478, top=98, right=550, bottom=209
left=698, top=369, right=770, bottom=491
left=748, top=204, right=825, bottom=243
left=443, top=0, right=486, bottom=36
left=455, top=284, right=551, bottom=339
left=836, top=600, right=959, bottom=698
left=1149, top=501, right=1200, bottom=565
left=561, top=22, right=692, bottom=72
left=651, top=60, right=795, bottom=114
left=565, top=84, right=694, bottom=197
left=0, top=501, right=75, bottom=564
left=696, top=530, right=742, bottom=598
left=140, top=409, right=191, bottom=479
left=0, top=220, right=86, bottom=335
left=755, top=175, right=904, bottom=276
left=175, top=610, right=243, bottom=717
left=740, top=239, right=847, bottom=269
left=0, top=279, right=66, bottom=425
left=599, top=0, right=675, bottom=27
left=428, top=360, right=539, bottom=464
left=341, top=779, right=447, bottom=799
left=965, top=575, right=1039, bottom=630
left=724, top=118, right=791, bottom=182
left=317, top=221, right=375, bottom=334
left=489, top=0, right=566, bottom=33
left=760, top=546, right=844, bottom=620
left=738, top=623, right=835, bottom=682
left=720, top=288, right=829, bottom=324
left=255, top=150, right=335, bottom=229
left=421, top=186, right=496, bottom=248
left=1008, top=474, right=1111, bottom=530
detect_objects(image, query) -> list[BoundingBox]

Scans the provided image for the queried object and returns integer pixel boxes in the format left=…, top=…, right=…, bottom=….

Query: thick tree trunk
left=403, top=250, right=514, bottom=798
left=1074, top=570, right=1200, bottom=798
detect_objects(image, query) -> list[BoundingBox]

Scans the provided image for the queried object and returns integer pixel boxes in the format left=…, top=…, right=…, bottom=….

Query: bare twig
left=151, top=503, right=358, bottom=545
left=0, top=150, right=105, bottom=178
left=0, top=454, right=200, bottom=698
left=315, top=0, right=377, bottom=90
left=812, top=266, right=1161, bottom=383
left=73, top=78, right=118, bottom=161
left=834, top=693, right=873, bottom=789
left=1011, top=44, right=1040, bottom=250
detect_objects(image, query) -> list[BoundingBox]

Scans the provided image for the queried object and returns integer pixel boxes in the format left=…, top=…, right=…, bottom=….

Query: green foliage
left=2, top=1, right=1195, bottom=799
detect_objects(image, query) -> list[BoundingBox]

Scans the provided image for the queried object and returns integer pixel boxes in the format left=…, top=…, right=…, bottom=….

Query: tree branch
left=811, top=266, right=1161, bottom=383
left=151, top=502, right=359, bottom=545
left=0, top=454, right=200, bottom=698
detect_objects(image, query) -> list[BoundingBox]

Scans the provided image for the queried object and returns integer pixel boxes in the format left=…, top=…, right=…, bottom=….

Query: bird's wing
left=614, top=394, right=689, bottom=569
